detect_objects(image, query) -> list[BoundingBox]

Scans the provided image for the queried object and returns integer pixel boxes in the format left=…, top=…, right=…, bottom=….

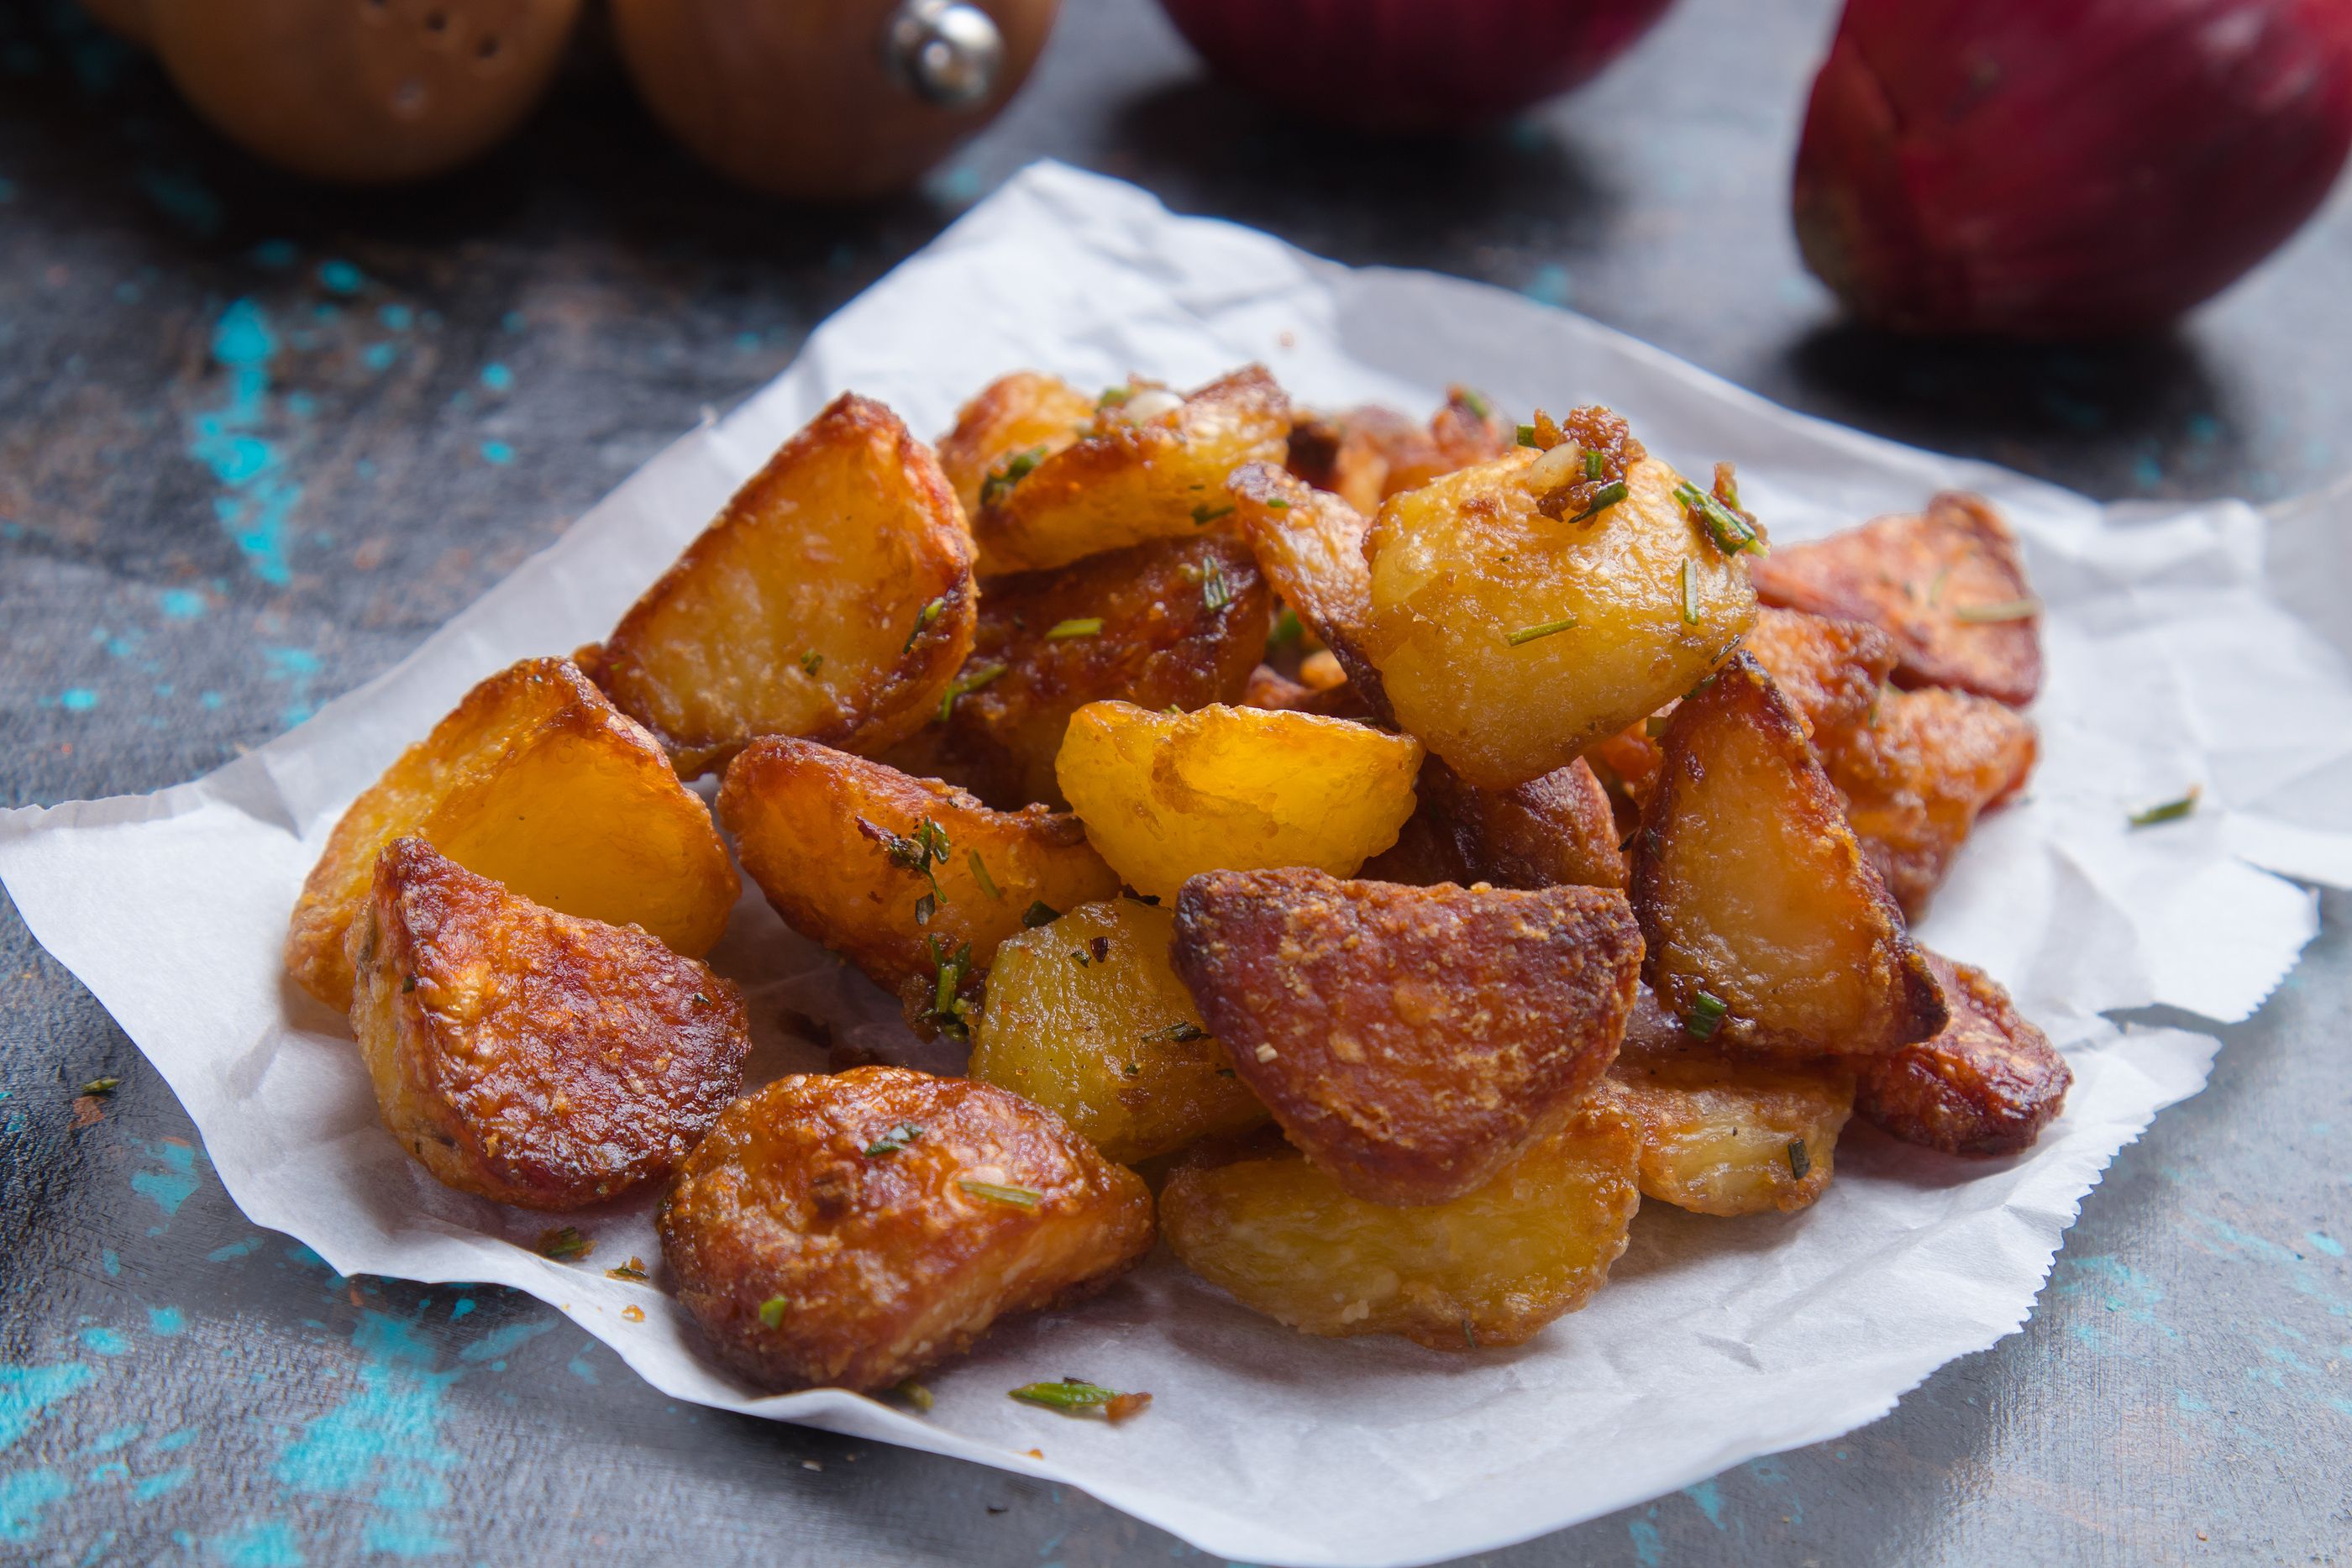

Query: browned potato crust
left=347, top=839, right=748, bottom=1209
left=1284, top=388, right=1514, bottom=516
left=1752, top=492, right=2041, bottom=706
left=285, top=657, right=738, bottom=1012
left=1363, top=756, right=1625, bottom=891
left=1173, top=869, right=1641, bottom=1206
left=1632, top=653, right=1945, bottom=1057
left=883, top=535, right=1269, bottom=810
left=935, top=371, right=1098, bottom=523
left=597, top=393, right=977, bottom=775
left=1743, top=606, right=1898, bottom=746
left=971, top=366, right=1291, bottom=575
left=1227, top=461, right=1392, bottom=717
left=1160, top=1103, right=1641, bottom=1350
left=658, top=1067, right=1154, bottom=1392
left=1239, top=662, right=1374, bottom=719
left=1602, top=990, right=1855, bottom=1215
left=717, top=737, right=1120, bottom=1028
left=1826, top=687, right=2038, bottom=920
left=1856, top=952, right=2071, bottom=1156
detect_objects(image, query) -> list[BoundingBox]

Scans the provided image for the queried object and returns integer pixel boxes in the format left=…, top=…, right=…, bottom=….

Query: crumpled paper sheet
left=6, top=163, right=2351, bottom=1568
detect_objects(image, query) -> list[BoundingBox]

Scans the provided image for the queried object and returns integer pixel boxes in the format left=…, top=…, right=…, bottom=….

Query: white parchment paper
left=7, top=164, right=2352, bottom=1568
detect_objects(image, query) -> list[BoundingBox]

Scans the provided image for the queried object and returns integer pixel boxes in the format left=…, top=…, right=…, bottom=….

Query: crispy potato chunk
left=969, top=900, right=1268, bottom=1164
left=884, top=535, right=1269, bottom=810
left=1752, top=492, right=2041, bottom=706
left=1602, top=990, right=1855, bottom=1215
left=1240, top=662, right=1374, bottom=719
left=1161, top=1103, right=1641, bottom=1350
left=1632, top=653, right=1945, bottom=1057
left=347, top=839, right=748, bottom=1209
left=1284, top=388, right=1515, bottom=516
left=1363, top=756, right=1625, bottom=891
left=719, top=737, right=1121, bottom=1029
left=1173, top=869, right=1641, bottom=1205
left=598, top=393, right=977, bottom=775
left=1362, top=448, right=1757, bottom=788
left=1055, top=702, right=1422, bottom=901
left=935, top=371, right=1098, bottom=522
left=971, top=367, right=1291, bottom=575
left=1227, top=461, right=1391, bottom=716
left=285, top=658, right=738, bottom=1012
left=659, top=1067, right=1154, bottom=1392
left=1744, top=606, right=1898, bottom=745
left=1856, top=952, right=2071, bottom=1156
left=1826, top=688, right=2038, bottom=920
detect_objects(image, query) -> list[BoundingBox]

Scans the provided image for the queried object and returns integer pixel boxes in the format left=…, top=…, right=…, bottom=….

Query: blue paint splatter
left=155, top=1430, right=196, bottom=1454
left=273, top=1313, right=459, bottom=1558
left=130, top=1139, right=204, bottom=1220
left=378, top=305, right=414, bottom=332
left=448, top=1299, right=474, bottom=1321
left=148, top=1308, right=186, bottom=1338
left=363, top=343, right=398, bottom=373
left=2308, top=1233, right=2344, bottom=1258
left=134, top=1467, right=192, bottom=1501
left=500, top=310, right=526, bottom=333
left=86, top=1460, right=129, bottom=1484
left=78, top=1328, right=129, bottom=1357
left=0, top=1471, right=72, bottom=1545
left=1523, top=264, right=1572, bottom=308
left=99, top=1250, right=118, bottom=1277
left=250, top=239, right=298, bottom=270
left=480, top=363, right=512, bottom=392
left=2, top=1361, right=97, bottom=1450
left=200, top=691, right=224, bottom=710
left=1626, top=1513, right=1663, bottom=1568
left=186, top=299, right=302, bottom=585
left=1682, top=1476, right=1725, bottom=1528
left=208, top=1520, right=307, bottom=1566
left=84, top=1426, right=139, bottom=1455
left=263, top=647, right=323, bottom=729
left=929, top=163, right=984, bottom=204
left=318, top=260, right=365, bottom=296
left=457, top=1320, right=551, bottom=1365
left=160, top=588, right=207, bottom=620
left=565, top=1356, right=597, bottom=1386
left=58, top=688, right=97, bottom=712
left=209, top=1238, right=262, bottom=1262
left=480, top=441, right=514, bottom=466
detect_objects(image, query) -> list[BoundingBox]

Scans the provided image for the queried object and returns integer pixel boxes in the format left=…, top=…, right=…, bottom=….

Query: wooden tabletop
left=4, top=1, right=2349, bottom=1564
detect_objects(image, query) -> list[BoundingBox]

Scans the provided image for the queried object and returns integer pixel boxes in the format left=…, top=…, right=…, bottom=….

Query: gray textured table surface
left=4, top=0, right=2349, bottom=1563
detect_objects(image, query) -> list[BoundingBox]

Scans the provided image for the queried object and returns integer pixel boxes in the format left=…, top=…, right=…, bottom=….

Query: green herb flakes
left=1008, top=1378, right=1151, bottom=1421
left=1022, top=900, right=1060, bottom=928
left=1045, top=617, right=1104, bottom=640
left=903, top=596, right=948, bottom=652
left=1679, top=559, right=1699, bottom=626
left=2128, top=786, right=2201, bottom=829
left=1786, top=1140, right=1811, bottom=1181
left=1515, top=423, right=1539, bottom=448
left=1201, top=559, right=1235, bottom=612
left=799, top=650, right=824, bottom=677
left=758, top=1296, right=789, bottom=1329
left=979, top=445, right=1048, bottom=509
left=893, top=1377, right=935, bottom=1412
left=606, top=1258, right=650, bottom=1282
left=864, top=1122, right=925, bottom=1157
left=958, top=1178, right=1042, bottom=1209
left=1506, top=615, right=1578, bottom=648
left=968, top=850, right=1002, bottom=900
left=1142, top=1020, right=1209, bottom=1044
left=1684, top=991, right=1728, bottom=1041
left=1190, top=501, right=1235, bottom=527
left=936, top=661, right=1008, bottom=723
left=1673, top=480, right=1764, bottom=556
left=538, top=1226, right=591, bottom=1261
left=80, top=1077, right=120, bottom=1098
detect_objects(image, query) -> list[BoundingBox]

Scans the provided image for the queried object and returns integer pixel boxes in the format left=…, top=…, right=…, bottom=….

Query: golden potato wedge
left=1744, top=606, right=1898, bottom=747
left=1631, top=652, right=1945, bottom=1057
left=934, top=370, right=1098, bottom=522
left=285, top=657, right=738, bottom=1012
left=883, top=535, right=1269, bottom=810
left=971, top=366, right=1291, bottom=575
left=1173, top=869, right=1641, bottom=1205
left=969, top=899, right=1268, bottom=1164
left=347, top=838, right=749, bottom=1209
left=1824, top=687, right=2038, bottom=920
left=658, top=1067, right=1154, bottom=1392
left=1161, top=1101, right=1641, bottom=1350
left=718, top=737, right=1121, bottom=1031
left=1284, top=387, right=1514, bottom=516
left=1856, top=952, right=2071, bottom=1156
left=1054, top=701, right=1422, bottom=902
left=1362, top=755, right=1625, bottom=892
left=1360, top=419, right=1758, bottom=788
left=1602, top=989, right=1855, bottom=1216
left=1226, top=461, right=1393, bottom=716
left=597, top=393, right=977, bottom=775
left=1752, top=492, right=2041, bottom=706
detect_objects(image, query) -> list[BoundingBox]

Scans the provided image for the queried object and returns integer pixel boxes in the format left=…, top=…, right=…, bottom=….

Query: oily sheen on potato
left=1856, top=951, right=2072, bottom=1156
left=347, top=838, right=750, bottom=1210
left=1827, top=687, right=2038, bottom=920
left=657, top=1067, right=1154, bottom=1392
left=284, top=656, right=738, bottom=1013
left=934, top=370, right=1099, bottom=524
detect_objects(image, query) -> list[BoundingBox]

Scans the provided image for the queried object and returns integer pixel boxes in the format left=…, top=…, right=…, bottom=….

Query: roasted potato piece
left=285, top=657, right=738, bottom=1012
left=1743, top=606, right=1898, bottom=746
left=1603, top=990, right=1855, bottom=1215
left=1752, top=492, right=2041, bottom=706
left=348, top=839, right=749, bottom=1209
left=718, top=737, right=1121, bottom=1030
left=1632, top=652, right=1945, bottom=1057
left=971, top=366, right=1291, bottom=575
left=1825, top=688, right=2038, bottom=920
left=1161, top=1102, right=1641, bottom=1350
left=597, top=393, right=977, bottom=775
left=1227, top=461, right=1390, bottom=716
left=1239, top=662, right=1374, bottom=719
left=1362, top=755, right=1625, bottom=891
left=883, top=535, right=1269, bottom=810
left=969, top=899, right=1268, bottom=1164
left=659, top=1067, right=1154, bottom=1392
left=935, top=371, right=1098, bottom=522
left=1361, top=434, right=1757, bottom=788
left=1173, top=869, right=1641, bottom=1205
left=1055, top=702, right=1422, bottom=902
left=1856, top=952, right=2071, bottom=1156
left=1284, top=387, right=1514, bottom=516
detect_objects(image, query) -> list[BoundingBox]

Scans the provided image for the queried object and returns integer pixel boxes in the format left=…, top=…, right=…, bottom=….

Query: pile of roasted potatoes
left=288, top=365, right=2069, bottom=1397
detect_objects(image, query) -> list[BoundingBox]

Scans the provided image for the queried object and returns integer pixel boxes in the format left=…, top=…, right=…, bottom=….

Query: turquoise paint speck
left=1626, top=1515, right=1663, bottom=1568
left=201, top=691, right=224, bottom=710
left=480, top=363, right=512, bottom=392
left=2, top=1362, right=97, bottom=1449
left=363, top=343, right=398, bottom=372
left=100, top=1249, right=118, bottom=1277
left=160, top=588, right=206, bottom=620
left=59, top=688, right=98, bottom=712
left=318, top=260, right=365, bottom=296
left=187, top=298, right=301, bottom=585
left=209, top=1520, right=307, bottom=1567
left=274, top=1313, right=461, bottom=1553
left=0, top=1471, right=73, bottom=1545
left=148, top=1308, right=186, bottom=1338
left=565, top=1356, right=597, bottom=1386
left=131, top=1140, right=203, bottom=1219
left=931, top=163, right=984, bottom=203
left=1523, top=264, right=1572, bottom=308
left=2133, top=453, right=2164, bottom=489
left=449, top=1299, right=474, bottom=1320
left=501, top=310, right=526, bottom=333
left=84, top=1425, right=140, bottom=1455
left=379, top=304, right=414, bottom=332
left=87, top=1460, right=130, bottom=1483
left=458, top=1319, right=550, bottom=1365
left=480, top=441, right=514, bottom=465
left=209, top=1238, right=262, bottom=1262
left=1683, top=1476, right=1725, bottom=1528
left=2308, top=1233, right=2344, bottom=1258
left=134, top=1466, right=192, bottom=1502
left=250, top=239, right=298, bottom=269
left=155, top=1429, right=196, bottom=1454
left=734, top=331, right=760, bottom=352
left=79, top=1327, right=130, bottom=1357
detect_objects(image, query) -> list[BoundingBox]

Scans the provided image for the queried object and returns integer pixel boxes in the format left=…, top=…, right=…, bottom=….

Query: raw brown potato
left=883, top=535, right=1269, bottom=810
left=935, top=371, right=1099, bottom=523
left=1284, top=388, right=1514, bottom=516
left=658, top=1067, right=1154, bottom=1392
left=348, top=838, right=749, bottom=1209
left=1362, top=756, right=1625, bottom=891
left=597, top=393, right=976, bottom=776
left=1632, top=652, right=1945, bottom=1057
left=1825, top=688, right=2038, bottom=920
left=969, top=900, right=1268, bottom=1164
left=1752, top=492, right=2042, bottom=706
left=1160, top=1102, right=1641, bottom=1350
left=1173, top=869, right=1641, bottom=1205
left=1361, top=443, right=1757, bottom=788
left=1856, top=952, right=2071, bottom=1156
left=1602, top=990, right=1855, bottom=1215
left=1055, top=702, right=1422, bottom=902
left=971, top=366, right=1292, bottom=575
left=719, top=737, right=1121, bottom=1031
left=1227, top=461, right=1390, bottom=716
left=284, top=657, right=738, bottom=1013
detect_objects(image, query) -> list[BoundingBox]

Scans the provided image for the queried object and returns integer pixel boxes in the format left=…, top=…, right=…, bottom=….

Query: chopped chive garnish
left=606, top=1258, right=650, bottom=1282
left=980, top=445, right=1048, bottom=508
left=2128, top=786, right=2201, bottom=828
left=1506, top=615, right=1579, bottom=647
left=959, top=1178, right=1042, bottom=1209
left=1008, top=1379, right=1150, bottom=1420
left=538, top=1226, right=591, bottom=1261
left=1459, top=388, right=1492, bottom=419
left=1584, top=448, right=1605, bottom=480
left=1952, top=597, right=2040, bottom=623
left=925, top=936, right=974, bottom=1038
left=968, top=850, right=1001, bottom=899
left=1142, top=1021, right=1209, bottom=1044
left=800, top=650, right=823, bottom=677
left=1786, top=1140, right=1811, bottom=1180
left=935, top=661, right=1008, bottom=722
left=401, top=974, right=417, bottom=994
left=1515, top=423, right=1539, bottom=448
left=1190, top=502, right=1235, bottom=527
left=1673, top=480, right=1763, bottom=555
left=903, top=596, right=947, bottom=652
left=1679, top=559, right=1698, bottom=626
left=1565, top=480, right=1628, bottom=525
left=879, top=816, right=953, bottom=901
left=80, top=1077, right=120, bottom=1097
left=1263, top=497, right=1289, bottom=510
left=1462, top=1316, right=1478, bottom=1350
left=1201, top=560, right=1235, bottom=612
left=1098, top=385, right=1131, bottom=408
left=864, top=1122, right=925, bottom=1157
left=1022, top=900, right=1060, bottom=928
left=1645, top=713, right=1672, bottom=740
left=1046, top=617, right=1103, bottom=640
left=893, top=1377, right=935, bottom=1412
left=1684, top=991, right=1728, bottom=1041
left=758, top=1296, right=788, bottom=1329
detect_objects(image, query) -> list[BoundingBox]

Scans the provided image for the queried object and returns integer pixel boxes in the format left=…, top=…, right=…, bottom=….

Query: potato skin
left=1173, top=869, right=1642, bottom=1206
left=885, top=534, right=1270, bottom=810
left=1227, top=461, right=1392, bottom=719
left=1856, top=952, right=2071, bottom=1156
left=1632, top=653, right=1945, bottom=1057
left=598, top=393, right=977, bottom=775
left=1363, top=755, right=1625, bottom=892
left=285, top=657, right=738, bottom=1012
left=969, top=899, right=1268, bottom=1165
left=935, top=371, right=1098, bottom=524
left=1826, top=688, right=2038, bottom=920
left=1752, top=492, right=2041, bottom=706
left=348, top=839, right=749, bottom=1209
left=659, top=1067, right=1155, bottom=1392
left=1161, top=1102, right=1641, bottom=1350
